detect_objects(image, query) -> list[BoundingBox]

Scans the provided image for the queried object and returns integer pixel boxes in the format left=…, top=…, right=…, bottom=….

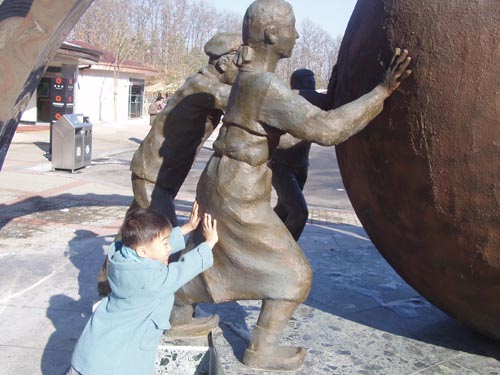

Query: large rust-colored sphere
left=332, top=0, right=500, bottom=339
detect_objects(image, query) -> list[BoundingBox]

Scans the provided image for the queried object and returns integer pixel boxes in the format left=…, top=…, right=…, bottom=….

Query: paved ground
left=0, top=120, right=499, bottom=374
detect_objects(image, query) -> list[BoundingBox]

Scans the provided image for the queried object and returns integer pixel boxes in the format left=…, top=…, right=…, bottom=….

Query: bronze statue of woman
left=175, top=0, right=411, bottom=370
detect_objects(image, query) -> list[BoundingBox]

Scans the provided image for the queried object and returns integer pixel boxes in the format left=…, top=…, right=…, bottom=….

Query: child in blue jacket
left=67, top=201, right=217, bottom=375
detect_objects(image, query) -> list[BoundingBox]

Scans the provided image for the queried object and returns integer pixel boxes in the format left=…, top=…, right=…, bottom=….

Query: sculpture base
left=157, top=223, right=500, bottom=374
left=156, top=335, right=215, bottom=375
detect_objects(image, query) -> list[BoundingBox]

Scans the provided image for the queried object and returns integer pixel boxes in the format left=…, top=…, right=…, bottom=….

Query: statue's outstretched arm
left=261, top=49, right=411, bottom=146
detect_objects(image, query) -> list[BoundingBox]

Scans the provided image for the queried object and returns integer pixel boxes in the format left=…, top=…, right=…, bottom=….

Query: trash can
left=51, top=114, right=92, bottom=172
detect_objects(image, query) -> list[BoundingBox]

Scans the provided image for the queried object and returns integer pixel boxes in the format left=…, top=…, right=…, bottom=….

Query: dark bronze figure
left=332, top=0, right=500, bottom=340
left=269, top=69, right=329, bottom=240
left=96, top=33, right=241, bottom=299
left=129, top=32, right=241, bottom=226
left=174, top=0, right=411, bottom=370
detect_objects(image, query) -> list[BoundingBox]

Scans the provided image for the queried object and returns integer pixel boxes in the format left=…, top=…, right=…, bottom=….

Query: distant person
left=68, top=203, right=218, bottom=375
left=162, top=92, right=169, bottom=108
left=268, top=68, right=329, bottom=240
left=147, top=97, right=163, bottom=126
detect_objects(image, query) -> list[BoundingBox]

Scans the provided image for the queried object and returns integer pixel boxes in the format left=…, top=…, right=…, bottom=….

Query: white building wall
left=75, top=69, right=132, bottom=125
left=20, top=91, right=37, bottom=122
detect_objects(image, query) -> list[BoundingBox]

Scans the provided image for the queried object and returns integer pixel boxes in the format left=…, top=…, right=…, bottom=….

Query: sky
left=208, top=0, right=358, bottom=38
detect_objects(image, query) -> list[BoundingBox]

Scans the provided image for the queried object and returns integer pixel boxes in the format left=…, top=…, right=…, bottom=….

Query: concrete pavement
left=0, top=120, right=499, bottom=374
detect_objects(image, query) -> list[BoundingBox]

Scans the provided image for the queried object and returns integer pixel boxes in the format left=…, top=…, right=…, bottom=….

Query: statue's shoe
left=243, top=345, right=306, bottom=371
left=165, top=314, right=220, bottom=337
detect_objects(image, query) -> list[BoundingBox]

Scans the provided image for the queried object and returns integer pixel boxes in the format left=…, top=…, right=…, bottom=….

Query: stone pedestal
left=154, top=223, right=500, bottom=374
left=156, top=335, right=213, bottom=375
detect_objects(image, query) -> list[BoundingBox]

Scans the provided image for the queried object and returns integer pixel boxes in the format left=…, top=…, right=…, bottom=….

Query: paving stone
left=1, top=122, right=499, bottom=375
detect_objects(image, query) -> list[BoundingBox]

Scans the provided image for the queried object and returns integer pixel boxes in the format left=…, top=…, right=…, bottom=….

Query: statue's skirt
left=181, top=153, right=312, bottom=304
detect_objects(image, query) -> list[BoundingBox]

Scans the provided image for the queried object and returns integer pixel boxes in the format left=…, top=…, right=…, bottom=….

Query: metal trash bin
left=51, top=114, right=92, bottom=172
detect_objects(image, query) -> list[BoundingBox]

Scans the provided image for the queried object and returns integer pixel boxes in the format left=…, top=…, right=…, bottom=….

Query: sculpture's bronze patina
left=129, top=32, right=241, bottom=226
left=332, top=0, right=500, bottom=340
left=174, top=0, right=411, bottom=370
left=96, top=33, right=241, bottom=300
left=269, top=69, right=329, bottom=240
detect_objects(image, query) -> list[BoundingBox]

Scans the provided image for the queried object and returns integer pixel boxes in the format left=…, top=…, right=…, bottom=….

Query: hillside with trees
left=70, top=0, right=341, bottom=90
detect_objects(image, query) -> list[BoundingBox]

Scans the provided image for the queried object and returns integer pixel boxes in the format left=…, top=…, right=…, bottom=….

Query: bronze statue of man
left=175, top=0, right=410, bottom=370
left=129, top=32, right=241, bottom=226
left=96, top=33, right=241, bottom=300
left=269, top=68, right=329, bottom=240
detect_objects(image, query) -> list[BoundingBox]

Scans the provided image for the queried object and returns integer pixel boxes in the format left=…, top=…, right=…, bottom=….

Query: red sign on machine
left=50, top=76, right=75, bottom=122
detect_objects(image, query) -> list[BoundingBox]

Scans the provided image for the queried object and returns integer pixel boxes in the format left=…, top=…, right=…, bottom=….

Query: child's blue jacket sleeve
left=169, top=227, right=185, bottom=254
left=152, top=243, right=213, bottom=298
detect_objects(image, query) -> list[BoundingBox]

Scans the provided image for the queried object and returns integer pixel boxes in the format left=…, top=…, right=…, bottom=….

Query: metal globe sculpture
left=332, top=0, right=500, bottom=339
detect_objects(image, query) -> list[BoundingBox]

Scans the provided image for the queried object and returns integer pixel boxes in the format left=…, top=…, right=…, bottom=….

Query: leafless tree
left=70, top=0, right=341, bottom=108
left=277, top=19, right=342, bottom=89
left=71, top=0, right=148, bottom=121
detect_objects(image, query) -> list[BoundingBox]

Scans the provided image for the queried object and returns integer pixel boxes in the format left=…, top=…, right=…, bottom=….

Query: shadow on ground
left=3, top=193, right=498, bottom=370
left=41, top=230, right=109, bottom=374
left=0, top=193, right=131, bottom=230
left=198, top=221, right=500, bottom=363
left=128, top=137, right=142, bottom=145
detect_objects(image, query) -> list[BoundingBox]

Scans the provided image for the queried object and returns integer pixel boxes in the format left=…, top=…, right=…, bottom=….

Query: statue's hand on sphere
left=381, top=48, right=412, bottom=93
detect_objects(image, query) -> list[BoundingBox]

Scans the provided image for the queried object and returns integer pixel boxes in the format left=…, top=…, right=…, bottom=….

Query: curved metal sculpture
left=0, top=0, right=93, bottom=170
left=332, top=0, right=500, bottom=339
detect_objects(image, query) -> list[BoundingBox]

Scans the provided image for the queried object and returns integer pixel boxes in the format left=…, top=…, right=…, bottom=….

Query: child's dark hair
left=121, top=208, right=172, bottom=248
